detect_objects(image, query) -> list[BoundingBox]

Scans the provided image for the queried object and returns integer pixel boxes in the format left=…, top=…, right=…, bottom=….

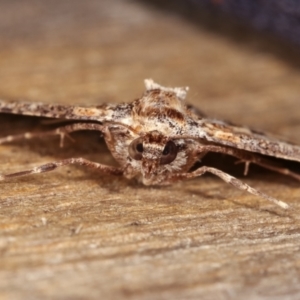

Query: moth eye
left=160, top=141, right=177, bottom=165
left=128, top=138, right=144, bottom=160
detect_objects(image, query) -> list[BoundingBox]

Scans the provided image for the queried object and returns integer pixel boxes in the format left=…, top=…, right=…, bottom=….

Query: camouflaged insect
left=1, top=79, right=300, bottom=209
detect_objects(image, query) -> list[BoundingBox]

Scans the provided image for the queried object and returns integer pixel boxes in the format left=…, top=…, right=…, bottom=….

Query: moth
left=0, top=79, right=300, bottom=209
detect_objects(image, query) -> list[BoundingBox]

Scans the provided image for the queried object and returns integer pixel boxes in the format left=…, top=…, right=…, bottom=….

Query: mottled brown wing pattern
left=0, top=99, right=116, bottom=123
left=198, top=119, right=300, bottom=162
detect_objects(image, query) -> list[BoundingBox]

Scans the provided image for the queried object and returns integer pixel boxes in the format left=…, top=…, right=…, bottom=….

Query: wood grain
left=0, top=0, right=300, bottom=299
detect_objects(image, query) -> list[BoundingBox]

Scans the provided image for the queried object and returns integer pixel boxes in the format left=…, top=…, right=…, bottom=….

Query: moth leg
left=196, top=145, right=300, bottom=181
left=0, top=157, right=123, bottom=181
left=169, top=166, right=289, bottom=209
left=0, top=122, right=104, bottom=147
left=235, top=160, right=250, bottom=176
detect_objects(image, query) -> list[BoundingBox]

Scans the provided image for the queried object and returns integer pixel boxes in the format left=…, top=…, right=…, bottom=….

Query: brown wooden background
left=1, top=0, right=300, bottom=299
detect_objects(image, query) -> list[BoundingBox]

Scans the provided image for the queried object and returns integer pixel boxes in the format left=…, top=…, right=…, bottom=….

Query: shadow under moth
left=1, top=79, right=300, bottom=209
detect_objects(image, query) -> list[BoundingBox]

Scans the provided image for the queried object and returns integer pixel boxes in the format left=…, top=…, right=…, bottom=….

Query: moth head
left=128, top=130, right=181, bottom=184
left=129, top=135, right=178, bottom=166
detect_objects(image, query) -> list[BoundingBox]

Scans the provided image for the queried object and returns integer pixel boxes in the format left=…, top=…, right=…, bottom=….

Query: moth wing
left=198, top=119, right=300, bottom=162
left=0, top=99, right=116, bottom=123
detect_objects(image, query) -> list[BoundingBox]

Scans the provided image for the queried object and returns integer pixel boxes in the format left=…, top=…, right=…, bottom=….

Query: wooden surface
left=1, top=1, right=300, bottom=299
